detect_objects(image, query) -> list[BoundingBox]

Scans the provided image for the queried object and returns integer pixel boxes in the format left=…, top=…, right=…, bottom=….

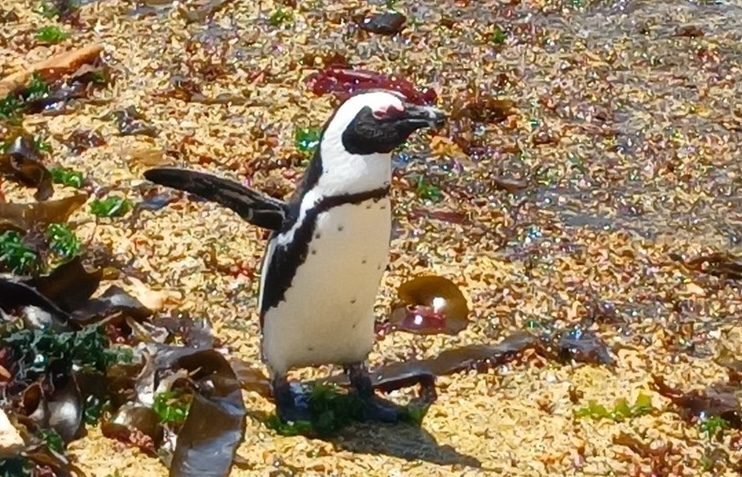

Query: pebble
left=0, top=409, right=24, bottom=458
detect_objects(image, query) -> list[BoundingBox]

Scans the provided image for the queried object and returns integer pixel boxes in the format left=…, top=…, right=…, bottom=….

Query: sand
left=3, top=0, right=742, bottom=475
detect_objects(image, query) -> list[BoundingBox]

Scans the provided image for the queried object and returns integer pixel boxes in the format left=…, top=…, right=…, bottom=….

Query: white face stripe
left=276, top=91, right=399, bottom=247
left=330, top=91, right=406, bottom=128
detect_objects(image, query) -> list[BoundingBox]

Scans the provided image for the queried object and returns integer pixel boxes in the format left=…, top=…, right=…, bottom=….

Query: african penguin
left=143, top=89, right=446, bottom=423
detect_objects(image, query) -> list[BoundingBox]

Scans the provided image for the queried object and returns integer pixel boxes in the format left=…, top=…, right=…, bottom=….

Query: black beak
left=400, top=104, right=447, bottom=129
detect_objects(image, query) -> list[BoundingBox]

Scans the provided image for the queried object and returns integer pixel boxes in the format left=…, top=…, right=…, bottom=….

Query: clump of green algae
left=574, top=392, right=654, bottom=421
left=35, top=25, right=70, bottom=44
left=152, top=389, right=192, bottom=426
left=90, top=196, right=133, bottom=217
left=50, top=167, right=84, bottom=188
left=265, top=384, right=430, bottom=438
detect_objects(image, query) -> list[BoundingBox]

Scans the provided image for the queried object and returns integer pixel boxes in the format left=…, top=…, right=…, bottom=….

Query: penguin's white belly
left=262, top=198, right=391, bottom=375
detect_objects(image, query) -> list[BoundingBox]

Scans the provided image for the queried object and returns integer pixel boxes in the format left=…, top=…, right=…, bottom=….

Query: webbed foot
left=345, top=362, right=407, bottom=424
left=272, top=375, right=312, bottom=423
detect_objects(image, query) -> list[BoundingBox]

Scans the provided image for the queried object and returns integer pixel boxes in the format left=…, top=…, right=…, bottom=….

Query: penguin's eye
left=371, top=104, right=405, bottom=121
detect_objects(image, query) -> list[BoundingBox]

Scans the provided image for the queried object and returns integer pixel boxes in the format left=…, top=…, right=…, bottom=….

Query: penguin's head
left=328, top=89, right=446, bottom=155
left=305, top=89, right=446, bottom=196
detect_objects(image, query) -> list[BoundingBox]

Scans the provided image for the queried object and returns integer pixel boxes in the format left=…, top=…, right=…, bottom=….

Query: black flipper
left=143, top=167, right=289, bottom=231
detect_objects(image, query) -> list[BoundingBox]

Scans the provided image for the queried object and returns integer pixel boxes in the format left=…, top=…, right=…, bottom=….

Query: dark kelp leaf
left=0, top=276, right=73, bottom=331
left=0, top=136, right=54, bottom=201
left=651, top=375, right=741, bottom=428
left=111, top=106, right=157, bottom=137
left=24, top=256, right=103, bottom=313
left=66, top=128, right=106, bottom=154
left=23, top=443, right=87, bottom=477
left=169, top=349, right=247, bottom=477
left=71, top=285, right=152, bottom=324
left=372, top=369, right=437, bottom=404
left=46, top=360, right=85, bottom=442
left=356, top=11, right=407, bottom=35
left=553, top=327, right=614, bottom=366
left=226, top=357, right=271, bottom=398
left=0, top=193, right=87, bottom=232
left=152, top=315, right=215, bottom=349
left=101, top=404, right=164, bottom=453
left=680, top=252, right=742, bottom=280
left=322, top=332, right=538, bottom=392
left=22, top=382, right=51, bottom=428
left=490, top=175, right=529, bottom=194
left=388, top=275, right=470, bottom=335
left=85, top=366, right=136, bottom=416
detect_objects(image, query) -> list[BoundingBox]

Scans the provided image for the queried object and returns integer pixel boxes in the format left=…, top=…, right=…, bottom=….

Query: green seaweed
left=45, top=223, right=81, bottom=259
left=25, top=73, right=50, bottom=101
left=294, top=126, right=321, bottom=154
left=38, top=428, right=64, bottom=453
left=0, top=231, right=40, bottom=275
left=0, top=458, right=31, bottom=477
left=35, top=26, right=70, bottom=44
left=265, top=384, right=429, bottom=437
left=268, top=8, right=293, bottom=27
left=89, top=196, right=133, bottom=218
left=699, top=415, right=728, bottom=439
left=491, top=27, right=507, bottom=45
left=0, top=95, right=23, bottom=119
left=0, top=73, right=51, bottom=119
left=152, top=389, right=191, bottom=425
left=415, top=176, right=443, bottom=202
left=574, top=392, right=654, bottom=421
left=50, top=167, right=84, bottom=188
left=83, top=394, right=107, bottom=425
left=2, top=326, right=120, bottom=383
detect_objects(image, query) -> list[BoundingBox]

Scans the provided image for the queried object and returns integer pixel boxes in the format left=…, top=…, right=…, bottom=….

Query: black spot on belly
left=307, top=346, right=314, bottom=352
left=350, top=298, right=357, bottom=304
left=259, top=188, right=389, bottom=330
left=362, top=259, right=367, bottom=264
left=377, top=264, right=382, bottom=270
left=311, top=249, right=317, bottom=255
left=314, top=233, right=321, bottom=239
left=338, top=225, right=344, bottom=232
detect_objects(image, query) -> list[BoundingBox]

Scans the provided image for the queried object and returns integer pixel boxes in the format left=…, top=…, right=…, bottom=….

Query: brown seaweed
left=101, top=404, right=164, bottom=453
left=320, top=332, right=539, bottom=395
left=651, top=375, right=741, bottom=428
left=356, top=11, right=407, bottom=36
left=168, top=349, right=247, bottom=477
left=111, top=106, right=158, bottom=137
left=0, top=277, right=73, bottom=331
left=0, top=193, right=87, bottom=232
left=0, top=136, right=54, bottom=201
left=24, top=256, right=103, bottom=313
left=71, top=285, right=152, bottom=325
left=677, top=252, right=742, bottom=280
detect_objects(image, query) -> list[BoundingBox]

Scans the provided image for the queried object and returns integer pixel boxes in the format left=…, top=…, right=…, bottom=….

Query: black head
left=331, top=90, right=446, bottom=155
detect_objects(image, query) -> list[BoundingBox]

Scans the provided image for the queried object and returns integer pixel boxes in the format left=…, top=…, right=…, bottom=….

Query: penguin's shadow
left=327, top=420, right=482, bottom=468
left=248, top=402, right=481, bottom=468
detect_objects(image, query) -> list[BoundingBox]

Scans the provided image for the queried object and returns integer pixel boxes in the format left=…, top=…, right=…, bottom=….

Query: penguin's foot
left=344, top=362, right=406, bottom=424
left=272, top=375, right=313, bottom=423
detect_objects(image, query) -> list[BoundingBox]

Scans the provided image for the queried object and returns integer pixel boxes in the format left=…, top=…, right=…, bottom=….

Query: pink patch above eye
left=372, top=104, right=405, bottom=119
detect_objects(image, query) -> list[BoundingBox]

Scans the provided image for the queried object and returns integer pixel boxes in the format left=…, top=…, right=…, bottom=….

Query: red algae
left=304, top=67, right=438, bottom=105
